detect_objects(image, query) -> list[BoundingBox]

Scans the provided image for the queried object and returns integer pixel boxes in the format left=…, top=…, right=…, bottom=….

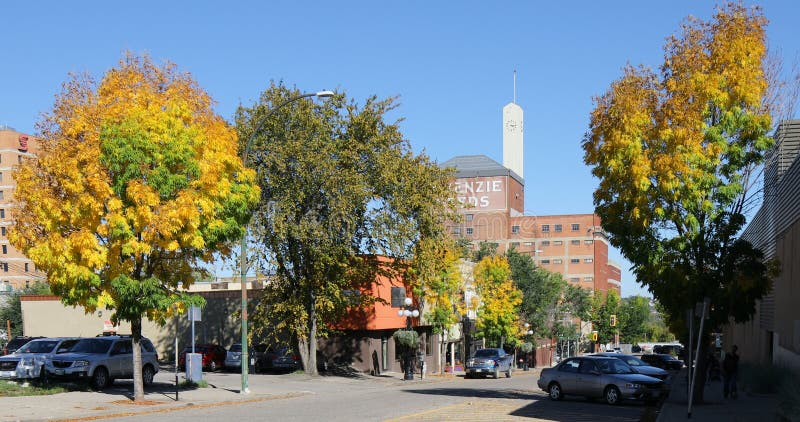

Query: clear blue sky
left=3, top=1, right=799, bottom=298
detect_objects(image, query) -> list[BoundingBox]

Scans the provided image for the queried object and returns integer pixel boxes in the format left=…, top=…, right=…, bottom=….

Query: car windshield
left=229, top=344, right=241, bottom=353
left=622, top=356, right=647, bottom=367
left=474, top=349, right=500, bottom=358
left=16, top=340, right=59, bottom=354
left=596, top=359, right=635, bottom=374
left=70, top=339, right=113, bottom=354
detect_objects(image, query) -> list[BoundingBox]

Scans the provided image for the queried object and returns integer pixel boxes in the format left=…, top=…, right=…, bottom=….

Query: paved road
left=93, top=370, right=651, bottom=422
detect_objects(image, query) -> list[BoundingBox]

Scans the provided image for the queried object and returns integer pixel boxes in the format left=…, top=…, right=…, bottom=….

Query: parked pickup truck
left=465, top=348, right=514, bottom=379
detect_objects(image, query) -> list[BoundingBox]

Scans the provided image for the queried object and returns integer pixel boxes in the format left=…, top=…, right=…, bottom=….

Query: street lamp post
left=397, top=297, right=420, bottom=381
left=239, top=90, right=334, bottom=394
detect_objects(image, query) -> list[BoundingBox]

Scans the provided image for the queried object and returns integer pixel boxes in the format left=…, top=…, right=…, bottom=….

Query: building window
left=555, top=224, right=562, bottom=232
left=572, top=224, right=580, bottom=231
left=571, top=240, right=580, bottom=245
left=453, top=227, right=461, bottom=236
left=585, top=240, right=594, bottom=245
left=466, top=227, right=474, bottom=235
left=2, top=263, right=7, bottom=272
left=0, top=191, right=3, bottom=200
left=523, top=241, right=533, bottom=246
left=541, top=224, right=550, bottom=232
left=553, top=240, right=563, bottom=246
left=585, top=277, right=594, bottom=282
left=0, top=210, right=4, bottom=219
left=1, top=245, right=6, bottom=254
left=18, top=155, right=23, bottom=164
left=553, top=259, right=563, bottom=264
left=570, top=258, right=580, bottom=264
left=0, top=227, right=5, bottom=236
left=510, top=242, right=520, bottom=248
left=390, top=287, right=406, bottom=307
left=0, top=172, right=3, bottom=182
left=585, top=258, right=594, bottom=263
left=570, top=277, right=580, bottom=283
left=511, top=225, right=520, bottom=234
left=465, top=214, right=474, bottom=222
left=25, top=263, right=29, bottom=272
left=540, top=259, right=550, bottom=264
left=541, top=240, right=550, bottom=246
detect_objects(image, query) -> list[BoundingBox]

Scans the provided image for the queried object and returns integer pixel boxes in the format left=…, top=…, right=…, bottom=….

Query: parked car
left=537, top=356, right=666, bottom=405
left=259, top=346, right=300, bottom=373
left=45, top=336, right=159, bottom=390
left=225, top=343, right=268, bottom=371
left=0, top=337, right=80, bottom=380
left=2, top=336, right=43, bottom=356
left=179, top=344, right=227, bottom=372
left=465, top=348, right=513, bottom=379
left=592, top=352, right=670, bottom=381
left=639, top=353, right=684, bottom=371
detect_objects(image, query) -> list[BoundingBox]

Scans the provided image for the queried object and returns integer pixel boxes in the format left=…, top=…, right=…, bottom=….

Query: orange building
left=442, top=154, right=621, bottom=295
left=0, top=127, right=46, bottom=291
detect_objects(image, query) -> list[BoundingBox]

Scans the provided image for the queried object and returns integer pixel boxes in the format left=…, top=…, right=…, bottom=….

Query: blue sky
left=3, top=1, right=799, bottom=298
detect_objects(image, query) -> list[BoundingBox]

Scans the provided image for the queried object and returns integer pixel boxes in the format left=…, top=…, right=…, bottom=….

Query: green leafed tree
left=590, top=290, right=621, bottom=347
left=506, top=248, right=562, bottom=338
left=237, top=83, right=457, bottom=375
left=10, top=54, right=259, bottom=400
left=583, top=4, right=781, bottom=401
left=619, top=295, right=652, bottom=345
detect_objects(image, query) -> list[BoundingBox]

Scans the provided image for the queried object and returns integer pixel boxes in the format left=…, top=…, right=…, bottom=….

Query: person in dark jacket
left=722, top=345, right=740, bottom=398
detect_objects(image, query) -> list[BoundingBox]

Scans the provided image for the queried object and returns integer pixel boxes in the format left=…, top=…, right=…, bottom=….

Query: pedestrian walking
left=722, top=345, right=740, bottom=399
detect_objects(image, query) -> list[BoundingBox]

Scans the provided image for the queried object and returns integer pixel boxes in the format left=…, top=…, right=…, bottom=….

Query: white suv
left=45, top=336, right=159, bottom=389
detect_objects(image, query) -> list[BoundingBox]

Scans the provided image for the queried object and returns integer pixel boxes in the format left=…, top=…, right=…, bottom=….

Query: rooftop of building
left=440, top=155, right=524, bottom=185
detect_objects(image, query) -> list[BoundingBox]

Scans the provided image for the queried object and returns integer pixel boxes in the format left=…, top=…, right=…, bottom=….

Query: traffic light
left=610, top=314, right=617, bottom=327
left=591, top=331, right=598, bottom=342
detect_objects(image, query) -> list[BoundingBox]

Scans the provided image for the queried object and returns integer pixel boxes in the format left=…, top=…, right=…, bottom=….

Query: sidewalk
left=656, top=368, right=780, bottom=422
left=0, top=367, right=461, bottom=422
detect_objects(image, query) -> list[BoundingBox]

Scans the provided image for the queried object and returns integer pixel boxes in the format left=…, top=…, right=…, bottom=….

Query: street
left=92, top=369, right=652, bottom=422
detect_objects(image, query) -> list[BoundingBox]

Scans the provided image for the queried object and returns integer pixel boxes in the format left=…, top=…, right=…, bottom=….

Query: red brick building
left=441, top=154, right=621, bottom=295
left=0, top=127, right=46, bottom=291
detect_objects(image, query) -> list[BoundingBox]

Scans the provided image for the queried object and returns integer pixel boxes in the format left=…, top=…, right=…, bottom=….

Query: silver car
left=45, top=336, right=159, bottom=390
left=537, top=356, right=666, bottom=405
left=593, top=352, right=670, bottom=381
left=0, top=337, right=80, bottom=380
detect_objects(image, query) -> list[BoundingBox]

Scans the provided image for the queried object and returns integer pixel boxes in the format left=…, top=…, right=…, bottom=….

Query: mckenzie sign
left=451, top=176, right=507, bottom=211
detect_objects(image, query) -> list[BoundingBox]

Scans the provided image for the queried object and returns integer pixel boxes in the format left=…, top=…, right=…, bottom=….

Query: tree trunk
left=132, top=317, right=144, bottom=401
left=298, top=289, right=318, bottom=376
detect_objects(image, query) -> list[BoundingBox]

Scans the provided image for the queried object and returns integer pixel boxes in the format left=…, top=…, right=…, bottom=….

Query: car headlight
left=21, top=357, right=35, bottom=366
left=625, top=383, right=642, bottom=389
left=74, top=360, right=89, bottom=368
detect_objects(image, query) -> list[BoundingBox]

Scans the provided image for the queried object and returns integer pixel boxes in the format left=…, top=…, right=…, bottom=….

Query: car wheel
left=92, top=367, right=110, bottom=390
left=604, top=385, right=621, bottom=405
left=142, top=365, right=155, bottom=386
left=209, top=361, right=217, bottom=372
left=464, top=373, right=472, bottom=379
left=493, top=367, right=500, bottom=379
left=548, top=382, right=563, bottom=400
left=506, top=366, right=512, bottom=378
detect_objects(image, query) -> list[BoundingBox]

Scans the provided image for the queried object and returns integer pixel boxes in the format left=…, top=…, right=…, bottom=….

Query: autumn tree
left=583, top=4, right=778, bottom=401
left=473, top=255, right=522, bottom=347
left=418, top=244, right=464, bottom=373
left=10, top=54, right=259, bottom=400
left=237, top=83, right=457, bottom=375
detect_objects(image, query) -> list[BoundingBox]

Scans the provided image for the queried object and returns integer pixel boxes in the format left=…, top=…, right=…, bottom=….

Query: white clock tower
left=502, top=99, right=524, bottom=180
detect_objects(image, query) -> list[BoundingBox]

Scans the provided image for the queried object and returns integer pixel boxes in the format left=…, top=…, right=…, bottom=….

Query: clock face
left=505, top=119, right=518, bottom=132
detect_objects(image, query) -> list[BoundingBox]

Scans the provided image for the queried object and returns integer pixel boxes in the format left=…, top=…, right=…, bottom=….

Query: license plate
left=55, top=369, right=64, bottom=375
left=476, top=369, right=484, bottom=372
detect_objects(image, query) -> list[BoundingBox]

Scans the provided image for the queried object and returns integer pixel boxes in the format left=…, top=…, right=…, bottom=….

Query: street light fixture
left=397, top=297, right=419, bottom=380
left=238, top=90, right=334, bottom=394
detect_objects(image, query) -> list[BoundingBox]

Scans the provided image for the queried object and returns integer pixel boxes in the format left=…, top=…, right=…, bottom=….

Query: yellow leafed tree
left=10, top=53, right=259, bottom=400
left=473, top=255, right=522, bottom=348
